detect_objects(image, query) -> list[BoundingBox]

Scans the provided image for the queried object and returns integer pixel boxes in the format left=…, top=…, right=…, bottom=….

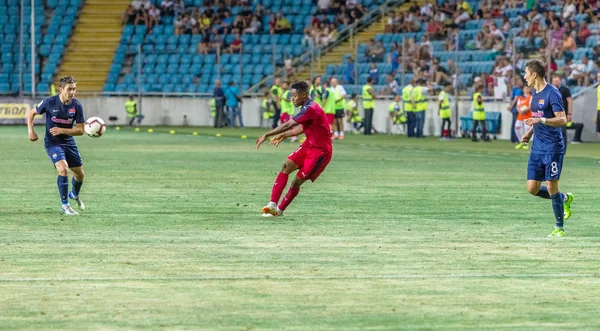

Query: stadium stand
left=0, top=0, right=81, bottom=95
left=105, top=0, right=384, bottom=95
left=320, top=0, right=600, bottom=95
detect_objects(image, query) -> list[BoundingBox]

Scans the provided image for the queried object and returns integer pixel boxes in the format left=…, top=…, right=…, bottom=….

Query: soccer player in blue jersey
left=27, top=76, right=86, bottom=215
left=521, top=60, right=574, bottom=237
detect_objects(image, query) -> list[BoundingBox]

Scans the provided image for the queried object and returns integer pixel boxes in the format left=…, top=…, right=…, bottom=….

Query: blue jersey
left=225, top=86, right=240, bottom=107
left=36, top=95, right=84, bottom=147
left=530, top=84, right=565, bottom=155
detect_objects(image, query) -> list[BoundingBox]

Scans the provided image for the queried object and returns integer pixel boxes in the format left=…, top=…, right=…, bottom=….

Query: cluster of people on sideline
left=211, top=79, right=243, bottom=128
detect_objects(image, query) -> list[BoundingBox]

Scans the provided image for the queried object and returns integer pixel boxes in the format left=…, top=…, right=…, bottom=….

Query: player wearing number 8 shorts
left=521, top=60, right=574, bottom=237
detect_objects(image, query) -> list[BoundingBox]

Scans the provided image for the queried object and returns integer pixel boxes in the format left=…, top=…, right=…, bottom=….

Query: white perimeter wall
left=77, top=95, right=600, bottom=141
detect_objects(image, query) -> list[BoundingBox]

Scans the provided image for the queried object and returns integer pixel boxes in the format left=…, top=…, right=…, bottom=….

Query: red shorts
left=326, top=113, right=335, bottom=125
left=288, top=145, right=332, bottom=182
left=280, top=113, right=291, bottom=124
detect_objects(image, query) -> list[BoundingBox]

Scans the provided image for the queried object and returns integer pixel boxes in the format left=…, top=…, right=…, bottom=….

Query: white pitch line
left=0, top=273, right=597, bottom=283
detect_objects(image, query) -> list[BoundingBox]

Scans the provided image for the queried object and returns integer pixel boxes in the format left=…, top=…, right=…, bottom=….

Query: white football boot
left=62, top=204, right=79, bottom=215
left=68, top=192, right=86, bottom=211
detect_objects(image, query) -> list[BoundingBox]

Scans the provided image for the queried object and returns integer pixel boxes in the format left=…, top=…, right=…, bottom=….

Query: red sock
left=278, top=187, right=300, bottom=211
left=270, top=172, right=289, bottom=204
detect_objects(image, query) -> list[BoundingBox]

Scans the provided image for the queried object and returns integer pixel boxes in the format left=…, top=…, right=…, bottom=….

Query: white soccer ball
left=84, top=117, right=106, bottom=138
left=519, top=106, right=529, bottom=113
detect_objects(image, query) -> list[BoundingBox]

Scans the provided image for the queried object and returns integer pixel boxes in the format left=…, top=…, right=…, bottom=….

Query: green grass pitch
left=1, top=125, right=600, bottom=330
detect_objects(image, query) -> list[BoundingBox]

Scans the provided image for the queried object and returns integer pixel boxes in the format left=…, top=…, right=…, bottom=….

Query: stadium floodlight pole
left=19, top=0, right=23, bottom=96
left=31, top=0, right=35, bottom=98
left=137, top=43, right=142, bottom=115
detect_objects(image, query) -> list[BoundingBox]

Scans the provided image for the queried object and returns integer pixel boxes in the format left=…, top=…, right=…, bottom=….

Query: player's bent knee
left=291, top=177, right=305, bottom=188
left=526, top=181, right=540, bottom=195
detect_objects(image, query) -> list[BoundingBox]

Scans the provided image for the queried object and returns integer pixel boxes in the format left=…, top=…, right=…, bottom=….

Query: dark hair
left=59, top=76, right=76, bottom=88
left=367, top=77, right=373, bottom=83
left=351, top=93, right=357, bottom=98
left=291, top=81, right=309, bottom=94
left=526, top=59, right=546, bottom=79
left=312, top=76, right=320, bottom=85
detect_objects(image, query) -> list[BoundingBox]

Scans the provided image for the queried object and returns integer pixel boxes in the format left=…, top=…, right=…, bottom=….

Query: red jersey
left=293, top=99, right=332, bottom=152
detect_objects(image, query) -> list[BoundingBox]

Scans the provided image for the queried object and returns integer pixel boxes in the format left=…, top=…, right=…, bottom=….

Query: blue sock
left=536, top=186, right=551, bottom=199
left=57, top=175, right=69, bottom=205
left=71, top=177, right=83, bottom=198
left=550, top=192, right=564, bottom=229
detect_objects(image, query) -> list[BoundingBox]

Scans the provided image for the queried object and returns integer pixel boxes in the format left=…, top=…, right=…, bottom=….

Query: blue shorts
left=45, top=144, right=83, bottom=168
left=527, top=153, right=563, bottom=182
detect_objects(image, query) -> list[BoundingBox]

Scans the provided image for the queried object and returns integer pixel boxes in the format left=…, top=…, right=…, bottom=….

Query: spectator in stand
left=385, top=74, right=399, bottom=95
left=134, top=0, right=151, bottom=27
left=563, top=0, right=577, bottom=19
left=370, top=41, right=385, bottom=62
left=369, top=63, right=379, bottom=83
left=426, top=18, right=445, bottom=40
left=198, top=33, right=210, bottom=54
left=160, top=0, right=174, bottom=15
left=174, top=15, right=184, bottom=35
left=243, top=16, right=261, bottom=34
left=576, top=21, right=591, bottom=46
left=173, top=0, right=185, bottom=16
left=345, top=57, right=355, bottom=84
left=221, top=11, right=233, bottom=34
left=211, top=34, right=224, bottom=53
left=229, top=33, right=242, bottom=53
left=147, top=6, right=160, bottom=32
left=122, top=5, right=137, bottom=24
left=389, top=42, right=400, bottom=74
left=198, top=13, right=211, bottom=34
left=274, top=13, right=292, bottom=34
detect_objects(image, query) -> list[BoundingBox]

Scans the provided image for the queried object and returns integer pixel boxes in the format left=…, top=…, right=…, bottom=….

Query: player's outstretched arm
left=270, top=125, right=304, bottom=147
left=256, top=119, right=300, bottom=149
left=27, top=108, right=39, bottom=141
left=525, top=111, right=567, bottom=127
left=49, top=123, right=85, bottom=137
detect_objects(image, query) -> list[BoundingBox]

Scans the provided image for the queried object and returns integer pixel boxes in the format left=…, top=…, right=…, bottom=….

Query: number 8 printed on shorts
left=551, top=161, right=558, bottom=176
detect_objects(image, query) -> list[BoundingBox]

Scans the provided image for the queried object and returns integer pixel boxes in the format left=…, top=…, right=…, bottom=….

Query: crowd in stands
left=356, top=0, right=600, bottom=98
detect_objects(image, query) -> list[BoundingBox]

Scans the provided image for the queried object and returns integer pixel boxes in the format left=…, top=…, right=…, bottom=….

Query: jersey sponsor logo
left=537, top=99, right=545, bottom=109
left=68, top=108, right=76, bottom=117
left=51, top=116, right=74, bottom=124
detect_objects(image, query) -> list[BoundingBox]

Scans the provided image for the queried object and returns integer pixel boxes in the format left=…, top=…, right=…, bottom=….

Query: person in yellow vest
left=279, top=81, right=299, bottom=141
left=209, top=98, right=216, bottom=118
left=362, top=77, right=376, bottom=135
left=310, top=76, right=324, bottom=107
left=388, top=94, right=406, bottom=134
left=472, top=84, right=489, bottom=142
left=322, top=80, right=336, bottom=134
left=402, top=80, right=415, bottom=137
left=411, top=79, right=430, bottom=138
left=330, top=77, right=347, bottom=139
left=346, top=93, right=363, bottom=133
left=270, top=78, right=283, bottom=129
left=50, top=83, right=56, bottom=96
left=125, top=95, right=144, bottom=127
left=438, top=82, right=452, bottom=139
left=261, top=91, right=273, bottom=128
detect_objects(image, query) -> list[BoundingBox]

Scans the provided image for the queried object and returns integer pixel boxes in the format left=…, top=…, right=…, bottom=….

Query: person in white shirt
left=331, top=78, right=347, bottom=139
left=148, top=6, right=160, bottom=31
left=160, top=0, right=174, bottom=15
left=563, top=0, right=576, bottom=19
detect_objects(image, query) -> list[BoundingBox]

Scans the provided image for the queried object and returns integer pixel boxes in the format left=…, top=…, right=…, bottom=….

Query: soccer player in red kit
left=256, top=81, right=333, bottom=216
